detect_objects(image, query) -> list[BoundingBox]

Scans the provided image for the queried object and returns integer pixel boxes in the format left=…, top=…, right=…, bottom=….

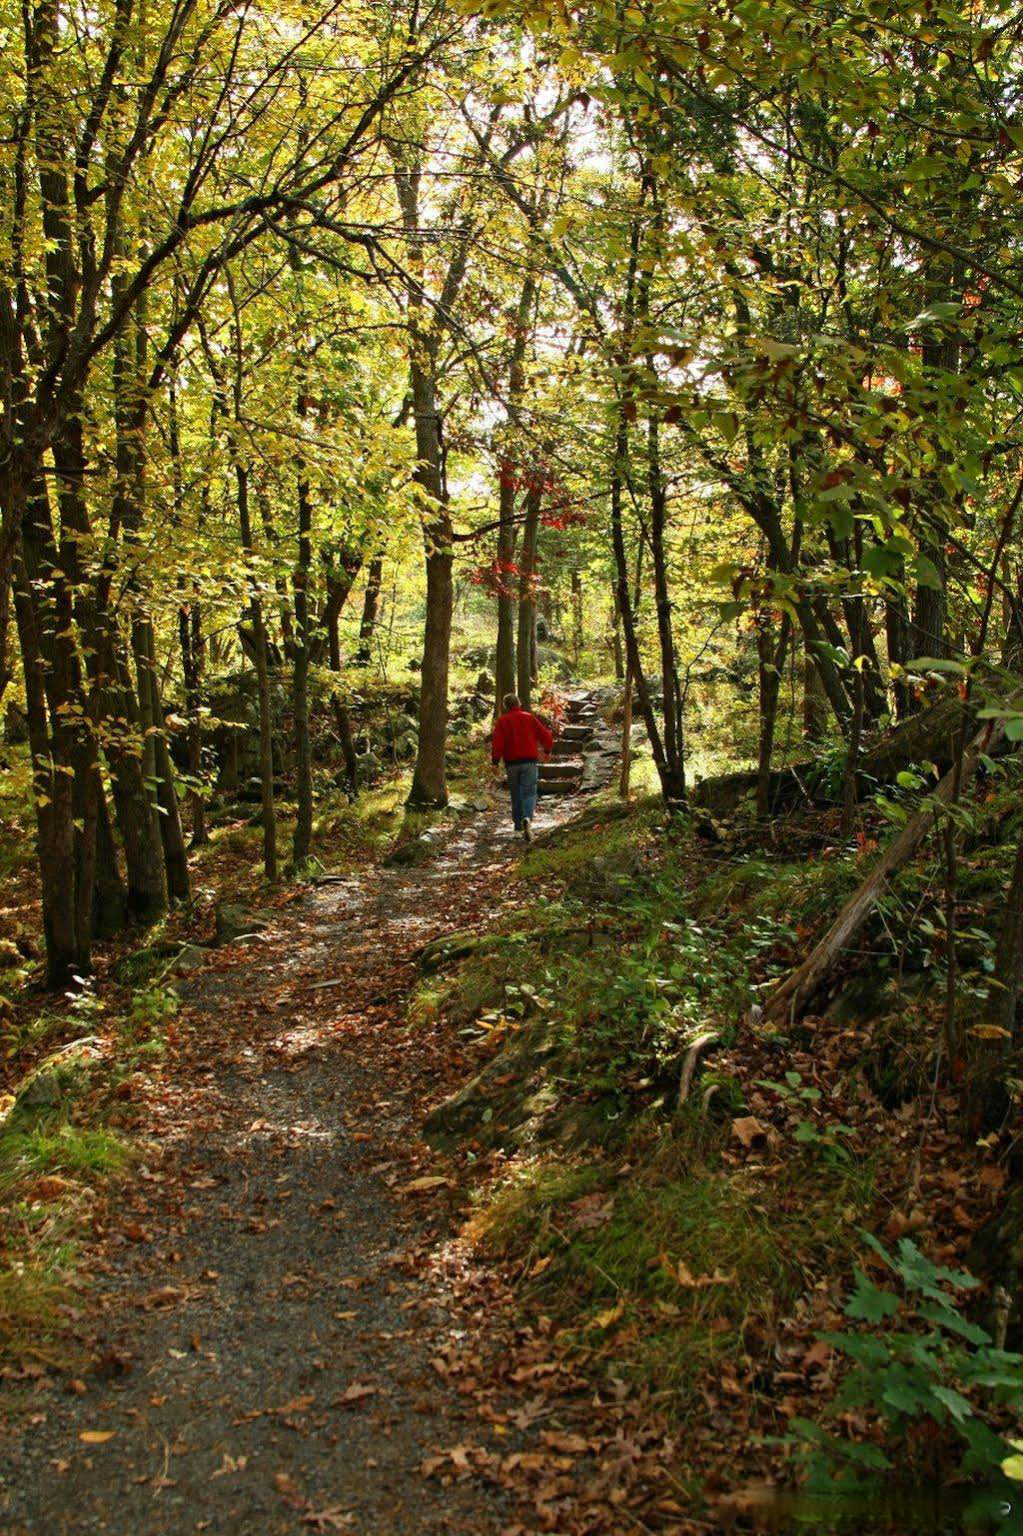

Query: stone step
left=540, top=759, right=583, bottom=780
left=551, top=739, right=583, bottom=758
left=561, top=723, right=594, bottom=743
left=539, top=777, right=581, bottom=797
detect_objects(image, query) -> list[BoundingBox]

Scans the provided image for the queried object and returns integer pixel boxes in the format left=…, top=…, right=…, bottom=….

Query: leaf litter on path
left=1, top=764, right=709, bottom=1534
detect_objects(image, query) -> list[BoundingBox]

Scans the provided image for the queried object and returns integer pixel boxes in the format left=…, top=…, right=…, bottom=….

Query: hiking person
left=491, top=692, right=553, bottom=842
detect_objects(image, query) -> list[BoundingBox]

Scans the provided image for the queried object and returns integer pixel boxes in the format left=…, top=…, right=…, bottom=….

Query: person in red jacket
left=491, top=693, right=553, bottom=841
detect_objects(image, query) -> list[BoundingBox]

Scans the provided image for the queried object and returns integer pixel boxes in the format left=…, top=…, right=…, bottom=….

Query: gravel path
left=0, top=784, right=593, bottom=1536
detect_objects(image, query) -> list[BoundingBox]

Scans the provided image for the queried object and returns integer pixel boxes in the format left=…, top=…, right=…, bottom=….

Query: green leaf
left=931, top=1385, right=973, bottom=1422
left=918, top=1300, right=990, bottom=1346
left=845, top=1269, right=900, bottom=1323
left=882, top=1381, right=928, bottom=1416
left=862, top=544, right=903, bottom=580
left=913, top=553, right=943, bottom=591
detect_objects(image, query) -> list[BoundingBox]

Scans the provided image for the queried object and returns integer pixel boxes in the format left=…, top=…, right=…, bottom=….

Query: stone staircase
left=538, top=693, right=597, bottom=798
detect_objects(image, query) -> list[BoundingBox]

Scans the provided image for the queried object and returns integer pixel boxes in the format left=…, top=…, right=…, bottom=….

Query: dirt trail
left=0, top=749, right=609, bottom=1536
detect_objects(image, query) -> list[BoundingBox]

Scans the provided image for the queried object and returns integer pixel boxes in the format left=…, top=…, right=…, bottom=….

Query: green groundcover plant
left=792, top=1234, right=1023, bottom=1534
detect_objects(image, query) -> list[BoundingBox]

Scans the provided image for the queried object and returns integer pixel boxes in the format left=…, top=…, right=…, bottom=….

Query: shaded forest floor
left=2, top=718, right=1022, bottom=1534
left=0, top=749, right=692, bottom=1535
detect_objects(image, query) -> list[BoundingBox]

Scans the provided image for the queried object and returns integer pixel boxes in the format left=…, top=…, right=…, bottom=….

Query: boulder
left=215, top=902, right=272, bottom=945
left=418, top=930, right=488, bottom=973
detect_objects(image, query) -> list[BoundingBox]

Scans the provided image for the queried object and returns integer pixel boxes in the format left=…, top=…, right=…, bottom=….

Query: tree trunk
left=495, top=462, right=519, bottom=712
left=144, top=630, right=190, bottom=902
left=406, top=349, right=453, bottom=809
left=516, top=483, right=541, bottom=709
left=179, top=597, right=206, bottom=844
left=320, top=548, right=361, bottom=670
left=92, top=785, right=127, bottom=938
left=356, top=554, right=383, bottom=665
left=647, top=410, right=686, bottom=801
left=235, top=461, right=278, bottom=885
left=620, top=665, right=634, bottom=800
left=171, top=379, right=206, bottom=846
left=571, top=568, right=584, bottom=669
left=16, top=473, right=97, bottom=980
left=0, top=546, right=11, bottom=712
left=802, top=649, right=829, bottom=742
left=885, top=585, right=913, bottom=722
left=611, top=595, right=625, bottom=681
left=331, top=694, right=359, bottom=798
left=756, top=615, right=791, bottom=820
left=292, top=465, right=314, bottom=865
left=11, top=551, right=80, bottom=985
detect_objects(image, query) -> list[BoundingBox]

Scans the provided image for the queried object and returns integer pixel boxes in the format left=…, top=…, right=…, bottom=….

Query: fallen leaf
left=398, top=1175, right=454, bottom=1194
left=79, top=1430, right=116, bottom=1444
left=542, top=1431, right=588, bottom=1454
left=333, top=1382, right=377, bottom=1407
left=211, top=1453, right=248, bottom=1478
left=301, top=1509, right=354, bottom=1531
left=731, top=1115, right=768, bottom=1149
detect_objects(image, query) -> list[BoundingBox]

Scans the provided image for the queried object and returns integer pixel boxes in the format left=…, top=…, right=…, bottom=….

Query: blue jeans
left=505, top=760, right=538, bottom=827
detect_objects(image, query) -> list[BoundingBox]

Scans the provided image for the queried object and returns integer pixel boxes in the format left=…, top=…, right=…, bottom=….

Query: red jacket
left=491, top=707, right=554, bottom=764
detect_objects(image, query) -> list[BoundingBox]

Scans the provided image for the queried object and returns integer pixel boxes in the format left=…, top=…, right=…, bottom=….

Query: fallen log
left=694, top=695, right=980, bottom=818
left=763, top=711, right=1008, bottom=1024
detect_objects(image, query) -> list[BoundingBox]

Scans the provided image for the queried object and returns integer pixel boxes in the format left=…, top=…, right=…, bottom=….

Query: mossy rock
left=10, top=1039, right=105, bottom=1125
left=418, top=931, right=490, bottom=974
left=423, top=1016, right=561, bottom=1151
left=214, top=902, right=272, bottom=944
left=113, top=941, right=209, bottom=984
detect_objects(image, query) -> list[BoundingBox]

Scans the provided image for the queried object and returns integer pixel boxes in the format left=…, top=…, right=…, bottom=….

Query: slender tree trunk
left=495, top=462, right=519, bottom=712
left=911, top=279, right=957, bottom=669
left=320, top=548, right=361, bottom=670
left=885, top=585, right=913, bottom=721
left=170, top=379, right=206, bottom=845
left=92, top=784, right=126, bottom=938
left=12, top=549, right=80, bottom=984
left=803, top=648, right=829, bottom=741
left=571, top=568, right=583, bottom=669
left=0, top=548, right=11, bottom=712
left=237, top=466, right=278, bottom=885
left=495, top=268, right=538, bottom=710
left=179, top=598, right=206, bottom=844
left=16, top=472, right=97, bottom=979
left=756, top=614, right=792, bottom=820
left=292, top=465, right=314, bottom=864
left=516, top=484, right=541, bottom=708
left=611, top=595, right=625, bottom=681
left=619, top=666, right=634, bottom=800
left=646, top=410, right=686, bottom=801
left=610, top=420, right=668, bottom=788
left=356, top=554, right=383, bottom=665
left=406, top=348, right=453, bottom=809
left=331, top=694, right=359, bottom=797
left=144, top=631, right=190, bottom=901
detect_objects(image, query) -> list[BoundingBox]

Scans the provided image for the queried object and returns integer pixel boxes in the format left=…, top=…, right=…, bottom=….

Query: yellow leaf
left=79, top=1430, right=116, bottom=1444
left=398, top=1175, right=454, bottom=1193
